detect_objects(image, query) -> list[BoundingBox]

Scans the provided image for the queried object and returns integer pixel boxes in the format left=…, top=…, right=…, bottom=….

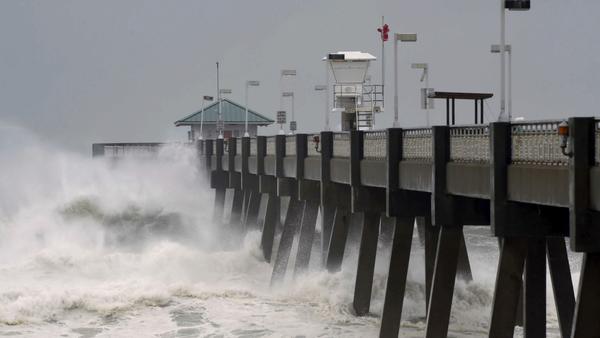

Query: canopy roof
left=174, top=99, right=274, bottom=126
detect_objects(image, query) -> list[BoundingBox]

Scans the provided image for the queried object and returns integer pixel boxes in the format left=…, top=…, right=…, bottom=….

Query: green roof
left=174, top=99, right=274, bottom=126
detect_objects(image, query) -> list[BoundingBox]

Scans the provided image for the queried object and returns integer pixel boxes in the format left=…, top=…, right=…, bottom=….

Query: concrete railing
left=266, top=136, right=276, bottom=156
left=307, top=134, right=320, bottom=157
left=450, top=126, right=490, bottom=163
left=250, top=138, right=257, bottom=156
left=402, top=128, right=432, bottom=161
left=333, top=132, right=350, bottom=158
left=285, top=135, right=296, bottom=156
left=363, top=130, right=387, bottom=160
left=511, top=121, right=567, bottom=166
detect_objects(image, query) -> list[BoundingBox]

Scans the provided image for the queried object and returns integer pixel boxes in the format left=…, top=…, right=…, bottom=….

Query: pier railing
left=285, top=135, right=296, bottom=156
left=266, top=136, right=276, bottom=156
left=450, top=126, right=490, bottom=163
left=92, top=142, right=165, bottom=157
left=511, top=121, right=567, bottom=166
left=363, top=130, right=387, bottom=160
left=402, top=128, right=433, bottom=161
left=250, top=138, right=257, bottom=156
left=332, top=132, right=350, bottom=158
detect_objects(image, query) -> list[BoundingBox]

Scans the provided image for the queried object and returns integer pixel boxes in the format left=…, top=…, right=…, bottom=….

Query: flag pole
left=381, top=16, right=385, bottom=111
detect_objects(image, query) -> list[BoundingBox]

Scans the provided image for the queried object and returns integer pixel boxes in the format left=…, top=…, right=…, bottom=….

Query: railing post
left=568, top=117, right=598, bottom=251
left=568, top=117, right=600, bottom=337
left=490, top=122, right=511, bottom=236
left=386, top=128, right=402, bottom=217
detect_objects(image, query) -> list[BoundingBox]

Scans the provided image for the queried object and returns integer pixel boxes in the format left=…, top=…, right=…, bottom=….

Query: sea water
left=0, top=125, right=576, bottom=337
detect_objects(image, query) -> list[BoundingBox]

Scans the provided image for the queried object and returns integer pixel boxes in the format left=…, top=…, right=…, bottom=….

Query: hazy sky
left=1, top=0, right=599, bottom=153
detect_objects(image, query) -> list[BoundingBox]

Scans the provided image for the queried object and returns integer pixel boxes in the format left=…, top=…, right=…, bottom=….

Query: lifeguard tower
left=324, top=51, right=383, bottom=131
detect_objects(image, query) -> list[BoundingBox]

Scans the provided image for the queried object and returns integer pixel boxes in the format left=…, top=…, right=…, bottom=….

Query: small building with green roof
left=174, top=99, right=274, bottom=140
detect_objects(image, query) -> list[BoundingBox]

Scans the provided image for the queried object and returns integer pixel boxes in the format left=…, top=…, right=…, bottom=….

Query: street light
left=314, top=85, right=329, bottom=131
left=198, top=95, right=214, bottom=140
left=411, top=63, right=431, bottom=126
left=491, top=44, right=512, bottom=121
left=282, top=92, right=295, bottom=134
left=281, top=69, right=297, bottom=133
left=217, top=88, right=232, bottom=139
left=499, top=0, right=529, bottom=121
left=394, top=33, right=417, bottom=127
left=244, top=80, right=260, bottom=137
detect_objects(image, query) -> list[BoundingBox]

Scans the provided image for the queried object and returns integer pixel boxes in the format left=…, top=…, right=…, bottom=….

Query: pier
left=94, top=117, right=600, bottom=337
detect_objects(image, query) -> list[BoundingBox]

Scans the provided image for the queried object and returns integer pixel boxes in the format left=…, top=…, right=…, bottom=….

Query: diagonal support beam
left=379, top=216, right=415, bottom=338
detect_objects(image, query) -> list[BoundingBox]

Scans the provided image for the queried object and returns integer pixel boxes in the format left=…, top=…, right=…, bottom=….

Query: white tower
left=324, top=51, right=382, bottom=131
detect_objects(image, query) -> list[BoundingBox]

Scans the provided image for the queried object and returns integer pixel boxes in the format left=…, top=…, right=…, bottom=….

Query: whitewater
left=0, top=125, right=577, bottom=337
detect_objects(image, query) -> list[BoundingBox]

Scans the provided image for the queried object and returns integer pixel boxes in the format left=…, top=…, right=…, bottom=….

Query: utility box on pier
left=324, top=51, right=382, bottom=131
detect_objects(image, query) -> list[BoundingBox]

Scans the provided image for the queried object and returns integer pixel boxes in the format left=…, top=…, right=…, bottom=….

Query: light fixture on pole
left=314, top=85, right=329, bottom=131
left=199, top=95, right=214, bottom=140
left=491, top=44, right=512, bottom=121
left=276, top=110, right=286, bottom=135
left=244, top=80, right=260, bottom=137
left=280, top=70, right=297, bottom=134
left=217, top=88, right=232, bottom=139
left=393, top=33, right=417, bottom=127
left=411, top=63, right=432, bottom=126
left=282, top=92, right=295, bottom=134
left=499, top=0, right=529, bottom=121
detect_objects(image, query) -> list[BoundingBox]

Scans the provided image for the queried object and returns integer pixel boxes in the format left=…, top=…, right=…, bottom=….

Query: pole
left=290, top=92, right=298, bottom=134
left=217, top=62, right=223, bottom=139
left=425, top=66, right=430, bottom=127
left=199, top=98, right=205, bottom=140
left=508, top=47, right=512, bottom=122
left=244, top=82, right=249, bottom=137
left=325, top=62, right=330, bottom=131
left=393, top=36, right=398, bottom=127
left=499, top=0, right=506, bottom=121
left=381, top=16, right=385, bottom=110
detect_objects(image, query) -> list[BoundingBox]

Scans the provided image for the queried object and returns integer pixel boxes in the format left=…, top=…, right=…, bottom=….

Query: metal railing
left=450, top=126, right=490, bottom=163
left=285, top=135, right=296, bottom=156
left=307, top=134, right=320, bottom=157
left=511, top=121, right=567, bottom=166
left=364, top=130, right=387, bottom=160
left=266, top=136, right=276, bottom=156
left=94, top=143, right=163, bottom=158
left=332, top=133, right=350, bottom=158
left=250, top=138, right=257, bottom=156
left=596, top=120, right=600, bottom=166
left=402, top=128, right=433, bottom=160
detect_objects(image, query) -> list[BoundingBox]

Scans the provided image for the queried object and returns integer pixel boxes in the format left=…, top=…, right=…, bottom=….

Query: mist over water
left=0, top=125, right=576, bottom=337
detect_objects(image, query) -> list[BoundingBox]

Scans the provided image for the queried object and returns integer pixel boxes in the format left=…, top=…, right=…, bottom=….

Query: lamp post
left=199, top=95, right=213, bottom=140
left=491, top=44, right=512, bottom=121
left=499, top=0, right=530, bottom=121
left=282, top=92, right=295, bottom=134
left=411, top=63, right=431, bottom=126
left=280, top=69, right=297, bottom=134
left=314, top=85, right=328, bottom=131
left=244, top=80, right=260, bottom=137
left=218, top=88, right=232, bottom=139
left=393, top=33, right=418, bottom=127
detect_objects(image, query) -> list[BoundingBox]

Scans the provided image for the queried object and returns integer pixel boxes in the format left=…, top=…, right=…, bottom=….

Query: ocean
left=0, top=126, right=576, bottom=337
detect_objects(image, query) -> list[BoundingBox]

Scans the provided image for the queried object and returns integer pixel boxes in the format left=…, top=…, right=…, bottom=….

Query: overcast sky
left=1, top=0, right=599, bottom=153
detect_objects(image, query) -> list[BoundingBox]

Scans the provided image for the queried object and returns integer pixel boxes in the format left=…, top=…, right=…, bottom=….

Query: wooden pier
left=94, top=117, right=600, bottom=337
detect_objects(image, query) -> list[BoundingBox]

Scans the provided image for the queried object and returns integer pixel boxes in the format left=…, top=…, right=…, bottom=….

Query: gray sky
left=1, top=0, right=599, bottom=153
